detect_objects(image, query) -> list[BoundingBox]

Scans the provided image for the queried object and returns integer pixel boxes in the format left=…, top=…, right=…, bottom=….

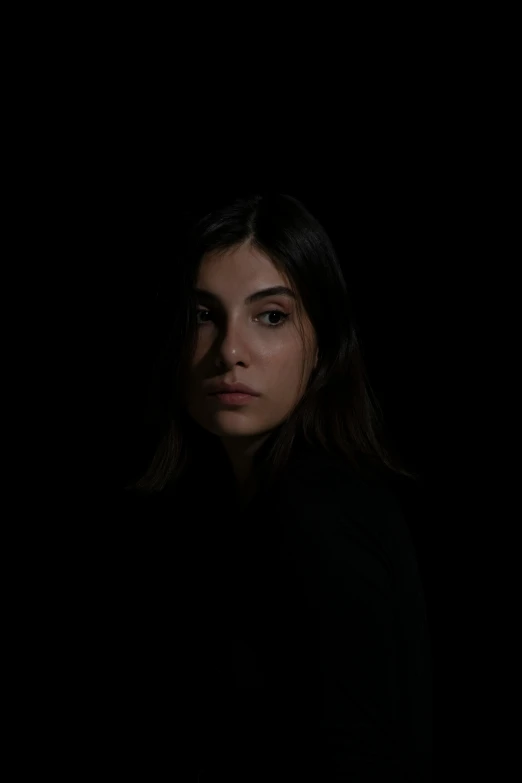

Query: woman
left=126, top=194, right=432, bottom=780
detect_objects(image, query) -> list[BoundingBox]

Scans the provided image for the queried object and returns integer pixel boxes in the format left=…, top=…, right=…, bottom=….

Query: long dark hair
left=126, top=193, right=420, bottom=500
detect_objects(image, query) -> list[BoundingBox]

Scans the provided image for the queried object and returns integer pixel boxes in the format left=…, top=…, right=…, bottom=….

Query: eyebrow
left=194, top=285, right=297, bottom=305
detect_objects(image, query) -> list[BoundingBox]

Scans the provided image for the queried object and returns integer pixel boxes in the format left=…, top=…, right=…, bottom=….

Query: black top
left=71, top=444, right=432, bottom=780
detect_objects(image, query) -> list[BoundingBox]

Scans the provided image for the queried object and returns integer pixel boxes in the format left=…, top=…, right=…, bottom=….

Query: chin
left=213, top=425, right=261, bottom=437
left=206, top=418, right=263, bottom=436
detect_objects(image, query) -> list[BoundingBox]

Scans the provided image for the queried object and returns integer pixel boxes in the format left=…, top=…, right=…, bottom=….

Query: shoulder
left=275, top=446, right=404, bottom=532
left=267, top=446, right=418, bottom=585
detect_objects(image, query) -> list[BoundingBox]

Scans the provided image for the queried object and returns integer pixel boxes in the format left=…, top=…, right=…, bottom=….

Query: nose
left=213, top=325, right=251, bottom=369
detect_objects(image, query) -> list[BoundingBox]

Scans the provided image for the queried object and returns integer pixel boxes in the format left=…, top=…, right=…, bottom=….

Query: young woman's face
left=184, top=242, right=318, bottom=441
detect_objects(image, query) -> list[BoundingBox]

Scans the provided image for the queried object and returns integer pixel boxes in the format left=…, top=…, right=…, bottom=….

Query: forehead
left=197, top=242, right=290, bottom=287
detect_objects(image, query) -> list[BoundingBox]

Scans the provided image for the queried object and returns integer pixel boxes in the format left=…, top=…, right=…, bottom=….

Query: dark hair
left=126, top=193, right=420, bottom=500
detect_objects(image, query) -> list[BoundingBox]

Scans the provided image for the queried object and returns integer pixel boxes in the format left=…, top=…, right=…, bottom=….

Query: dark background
left=11, top=40, right=510, bottom=776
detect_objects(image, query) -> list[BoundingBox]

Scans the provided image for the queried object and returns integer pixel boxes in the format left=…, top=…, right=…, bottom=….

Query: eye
left=258, top=310, right=290, bottom=327
left=196, top=309, right=212, bottom=325
left=196, top=309, right=290, bottom=329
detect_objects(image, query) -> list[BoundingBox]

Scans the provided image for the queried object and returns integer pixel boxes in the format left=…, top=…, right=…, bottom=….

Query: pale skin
left=184, top=241, right=319, bottom=508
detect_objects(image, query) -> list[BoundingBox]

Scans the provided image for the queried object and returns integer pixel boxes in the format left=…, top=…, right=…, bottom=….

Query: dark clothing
left=65, top=445, right=432, bottom=780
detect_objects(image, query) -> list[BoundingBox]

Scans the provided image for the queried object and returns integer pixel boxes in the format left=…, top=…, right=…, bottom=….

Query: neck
left=220, top=434, right=270, bottom=498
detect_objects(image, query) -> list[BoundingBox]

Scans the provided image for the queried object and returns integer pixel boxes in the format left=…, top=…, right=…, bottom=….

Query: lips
left=208, top=383, right=260, bottom=396
left=212, top=391, right=258, bottom=405
left=215, top=392, right=255, bottom=396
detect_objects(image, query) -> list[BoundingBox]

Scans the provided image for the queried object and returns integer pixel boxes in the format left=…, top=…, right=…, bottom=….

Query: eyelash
left=196, top=308, right=290, bottom=329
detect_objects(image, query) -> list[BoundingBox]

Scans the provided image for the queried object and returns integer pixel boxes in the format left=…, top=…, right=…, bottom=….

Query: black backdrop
left=18, top=48, right=508, bottom=777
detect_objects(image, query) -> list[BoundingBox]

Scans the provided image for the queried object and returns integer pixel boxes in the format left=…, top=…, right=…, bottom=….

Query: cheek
left=190, top=343, right=204, bottom=366
left=265, top=351, right=307, bottom=397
